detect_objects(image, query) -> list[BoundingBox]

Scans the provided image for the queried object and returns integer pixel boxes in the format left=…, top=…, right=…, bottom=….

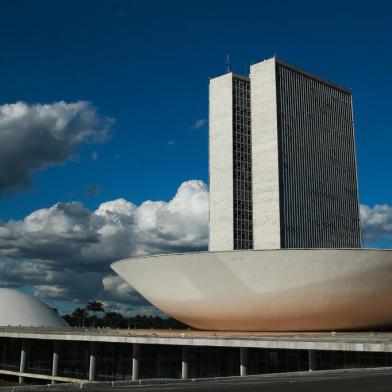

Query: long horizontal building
left=2, top=327, right=392, bottom=384
left=209, top=57, right=362, bottom=251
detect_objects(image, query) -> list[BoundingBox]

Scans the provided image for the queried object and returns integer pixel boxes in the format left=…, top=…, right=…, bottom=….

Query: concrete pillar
left=51, top=342, right=59, bottom=384
left=308, top=350, right=316, bottom=371
left=181, top=346, right=189, bottom=380
left=1, top=344, right=6, bottom=365
left=19, top=340, right=27, bottom=384
left=116, top=348, right=122, bottom=380
left=240, top=347, right=248, bottom=377
left=156, top=350, right=161, bottom=378
left=88, top=343, right=96, bottom=381
left=132, top=344, right=140, bottom=381
left=269, top=351, right=278, bottom=372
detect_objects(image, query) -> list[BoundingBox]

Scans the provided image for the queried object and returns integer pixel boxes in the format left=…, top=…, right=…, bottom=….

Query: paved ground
left=75, top=371, right=392, bottom=392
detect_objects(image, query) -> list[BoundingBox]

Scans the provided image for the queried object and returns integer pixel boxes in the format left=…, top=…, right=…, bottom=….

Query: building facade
left=209, top=73, right=253, bottom=251
left=209, top=57, right=361, bottom=251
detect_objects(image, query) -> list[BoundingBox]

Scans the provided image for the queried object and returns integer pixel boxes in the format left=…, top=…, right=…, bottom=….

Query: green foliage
left=63, top=307, right=89, bottom=327
left=62, top=305, right=189, bottom=329
left=87, top=300, right=104, bottom=314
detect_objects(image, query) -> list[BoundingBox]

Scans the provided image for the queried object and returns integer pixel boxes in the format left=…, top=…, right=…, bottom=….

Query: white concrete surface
left=112, top=249, right=392, bottom=331
left=0, top=368, right=86, bottom=384
left=209, top=73, right=234, bottom=251
left=0, top=288, right=68, bottom=328
left=250, top=58, right=281, bottom=249
left=3, top=328, right=392, bottom=353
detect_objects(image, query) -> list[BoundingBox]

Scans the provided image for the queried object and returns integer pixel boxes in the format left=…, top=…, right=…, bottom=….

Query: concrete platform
left=1, top=327, right=392, bottom=352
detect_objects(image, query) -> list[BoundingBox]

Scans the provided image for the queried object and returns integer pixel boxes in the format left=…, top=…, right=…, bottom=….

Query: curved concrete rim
left=111, top=248, right=392, bottom=267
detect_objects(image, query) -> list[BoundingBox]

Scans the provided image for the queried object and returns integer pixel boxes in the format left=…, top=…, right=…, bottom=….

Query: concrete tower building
left=114, top=57, right=392, bottom=332
left=209, top=57, right=361, bottom=251
left=209, top=73, right=253, bottom=251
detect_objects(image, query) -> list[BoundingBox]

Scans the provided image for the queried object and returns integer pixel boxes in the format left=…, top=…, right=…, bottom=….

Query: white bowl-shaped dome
left=0, top=288, right=68, bottom=328
left=112, top=249, right=392, bottom=331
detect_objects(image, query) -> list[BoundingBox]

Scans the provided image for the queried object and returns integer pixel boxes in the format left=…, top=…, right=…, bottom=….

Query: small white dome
left=0, top=288, right=68, bottom=328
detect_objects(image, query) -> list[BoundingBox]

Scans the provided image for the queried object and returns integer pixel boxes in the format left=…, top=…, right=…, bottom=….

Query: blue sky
left=1, top=0, right=391, bottom=220
left=0, top=0, right=391, bottom=314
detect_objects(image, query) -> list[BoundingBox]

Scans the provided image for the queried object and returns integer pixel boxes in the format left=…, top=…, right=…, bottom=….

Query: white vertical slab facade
left=250, top=58, right=281, bottom=249
left=209, top=73, right=234, bottom=251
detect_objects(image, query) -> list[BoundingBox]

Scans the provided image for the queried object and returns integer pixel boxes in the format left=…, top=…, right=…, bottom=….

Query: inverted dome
left=112, top=249, right=392, bottom=331
left=0, top=288, right=68, bottom=328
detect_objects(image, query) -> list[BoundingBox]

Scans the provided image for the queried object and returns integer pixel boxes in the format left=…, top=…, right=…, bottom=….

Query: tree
left=70, top=307, right=89, bottom=327
left=103, top=312, right=125, bottom=328
left=87, top=300, right=104, bottom=327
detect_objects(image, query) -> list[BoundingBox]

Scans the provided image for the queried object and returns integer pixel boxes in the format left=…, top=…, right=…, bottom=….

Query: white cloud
left=2, top=187, right=392, bottom=314
left=190, top=118, right=206, bottom=130
left=34, top=285, right=71, bottom=300
left=97, top=198, right=135, bottom=218
left=0, top=180, right=209, bottom=312
left=0, top=101, right=113, bottom=194
left=360, top=203, right=392, bottom=244
left=102, top=274, right=135, bottom=302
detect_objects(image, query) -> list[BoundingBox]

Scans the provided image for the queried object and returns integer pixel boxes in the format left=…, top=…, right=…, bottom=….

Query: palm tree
left=87, top=300, right=104, bottom=327
left=71, top=308, right=89, bottom=327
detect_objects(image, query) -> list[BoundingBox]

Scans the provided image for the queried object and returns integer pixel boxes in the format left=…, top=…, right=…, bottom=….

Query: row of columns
left=130, top=344, right=189, bottom=380
left=9, top=340, right=317, bottom=383
left=81, top=342, right=143, bottom=382
left=240, top=348, right=317, bottom=375
left=12, top=342, right=189, bottom=382
left=17, top=340, right=59, bottom=384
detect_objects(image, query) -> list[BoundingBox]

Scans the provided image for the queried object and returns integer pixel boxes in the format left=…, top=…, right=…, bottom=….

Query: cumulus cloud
left=190, top=118, right=206, bottom=130
left=0, top=101, right=113, bottom=194
left=0, top=180, right=209, bottom=313
left=360, top=204, right=392, bottom=244
left=102, top=275, right=135, bottom=302
left=2, top=185, right=392, bottom=314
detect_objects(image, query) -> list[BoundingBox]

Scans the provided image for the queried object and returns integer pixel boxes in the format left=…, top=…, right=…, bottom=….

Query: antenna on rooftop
left=225, top=54, right=230, bottom=73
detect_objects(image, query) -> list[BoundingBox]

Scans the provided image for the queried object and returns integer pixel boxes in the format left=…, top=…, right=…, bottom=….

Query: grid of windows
left=232, top=76, right=253, bottom=250
left=276, top=63, right=361, bottom=248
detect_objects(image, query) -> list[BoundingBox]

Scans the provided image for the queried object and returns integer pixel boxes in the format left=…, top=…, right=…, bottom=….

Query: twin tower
left=209, top=57, right=361, bottom=251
